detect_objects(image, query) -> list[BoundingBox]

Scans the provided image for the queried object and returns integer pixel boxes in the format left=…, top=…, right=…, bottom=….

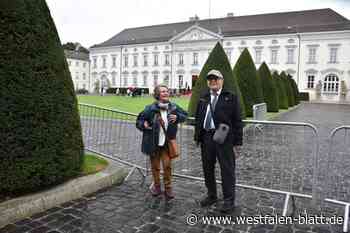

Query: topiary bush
left=287, top=74, right=300, bottom=105
left=0, top=0, right=84, bottom=195
left=233, top=48, right=264, bottom=117
left=258, top=63, right=279, bottom=112
left=188, top=42, right=245, bottom=118
left=272, top=71, right=288, bottom=109
left=280, top=72, right=295, bottom=107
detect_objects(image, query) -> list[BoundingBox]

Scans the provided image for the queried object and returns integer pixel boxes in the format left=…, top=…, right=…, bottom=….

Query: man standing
left=194, top=69, right=243, bottom=213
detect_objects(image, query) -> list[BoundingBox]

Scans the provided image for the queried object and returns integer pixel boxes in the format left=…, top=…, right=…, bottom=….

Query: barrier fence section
left=326, top=126, right=350, bottom=232
left=78, top=103, right=347, bottom=231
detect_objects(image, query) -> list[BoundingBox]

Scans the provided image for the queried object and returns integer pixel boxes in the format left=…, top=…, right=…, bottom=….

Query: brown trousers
left=150, top=146, right=172, bottom=190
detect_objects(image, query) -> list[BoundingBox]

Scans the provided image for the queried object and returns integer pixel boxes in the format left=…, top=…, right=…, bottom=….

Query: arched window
left=323, top=74, right=339, bottom=94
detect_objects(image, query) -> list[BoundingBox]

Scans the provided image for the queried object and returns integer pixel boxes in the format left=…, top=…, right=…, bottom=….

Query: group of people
left=136, top=69, right=243, bottom=213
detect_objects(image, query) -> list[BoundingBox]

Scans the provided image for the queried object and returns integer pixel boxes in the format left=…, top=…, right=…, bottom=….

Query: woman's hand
left=168, top=114, right=177, bottom=123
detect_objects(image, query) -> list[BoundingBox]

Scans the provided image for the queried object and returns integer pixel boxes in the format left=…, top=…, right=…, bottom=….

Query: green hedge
left=0, top=0, right=84, bottom=194
left=188, top=42, right=245, bottom=118
left=280, top=71, right=295, bottom=107
left=258, top=63, right=279, bottom=112
left=233, top=48, right=264, bottom=117
left=273, top=71, right=288, bottom=109
left=288, top=74, right=300, bottom=105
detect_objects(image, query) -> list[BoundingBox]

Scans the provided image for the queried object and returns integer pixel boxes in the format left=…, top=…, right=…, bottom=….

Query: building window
left=153, top=75, right=158, bottom=86
left=179, top=54, right=184, bottom=65
left=287, top=48, right=295, bottom=64
left=178, top=75, right=183, bottom=88
left=76, top=61, right=79, bottom=67
left=154, top=54, right=158, bottom=66
left=93, top=58, right=97, bottom=68
left=83, top=73, right=86, bottom=80
left=308, top=48, right=316, bottom=63
left=255, top=50, right=262, bottom=64
left=143, top=55, right=148, bottom=66
left=164, top=75, right=169, bottom=86
left=329, top=48, right=338, bottom=63
left=270, top=49, right=278, bottom=64
left=102, top=57, right=106, bottom=68
left=193, top=53, right=198, bottom=65
left=83, top=84, right=86, bottom=89
left=133, top=55, right=138, bottom=67
left=112, top=56, right=117, bottom=67
left=307, top=75, right=315, bottom=89
left=143, top=75, right=147, bottom=87
left=112, top=74, right=116, bottom=86
left=123, top=76, right=128, bottom=86
left=165, top=54, right=170, bottom=66
left=75, top=72, right=79, bottom=80
left=124, top=55, right=128, bottom=67
left=133, top=75, right=137, bottom=86
left=83, top=62, right=86, bottom=68
left=323, top=74, right=339, bottom=93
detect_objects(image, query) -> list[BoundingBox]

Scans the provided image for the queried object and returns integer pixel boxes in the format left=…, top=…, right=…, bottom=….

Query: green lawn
left=78, top=95, right=190, bottom=114
left=81, top=153, right=109, bottom=175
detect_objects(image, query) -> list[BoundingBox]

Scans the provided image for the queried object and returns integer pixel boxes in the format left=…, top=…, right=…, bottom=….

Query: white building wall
left=67, top=58, right=90, bottom=92
left=89, top=29, right=350, bottom=100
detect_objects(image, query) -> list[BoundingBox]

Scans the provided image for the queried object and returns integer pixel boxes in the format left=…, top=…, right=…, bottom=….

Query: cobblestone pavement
left=1, top=103, right=350, bottom=233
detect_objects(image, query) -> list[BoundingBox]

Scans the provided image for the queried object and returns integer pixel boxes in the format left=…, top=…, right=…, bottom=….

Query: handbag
left=157, top=113, right=180, bottom=159
left=209, top=100, right=230, bottom=144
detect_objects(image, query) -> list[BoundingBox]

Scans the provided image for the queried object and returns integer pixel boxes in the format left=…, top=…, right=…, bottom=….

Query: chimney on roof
left=226, top=12, right=234, bottom=17
left=189, top=14, right=200, bottom=21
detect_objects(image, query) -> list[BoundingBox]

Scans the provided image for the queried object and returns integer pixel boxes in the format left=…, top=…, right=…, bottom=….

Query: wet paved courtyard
left=1, top=103, right=350, bottom=233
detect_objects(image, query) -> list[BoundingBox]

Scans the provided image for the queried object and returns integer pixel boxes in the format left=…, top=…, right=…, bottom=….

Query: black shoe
left=218, top=201, right=235, bottom=214
left=200, top=196, right=217, bottom=207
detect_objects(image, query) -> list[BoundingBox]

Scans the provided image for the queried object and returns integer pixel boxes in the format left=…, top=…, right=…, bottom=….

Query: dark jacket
left=136, top=102, right=188, bottom=156
left=194, top=89, right=243, bottom=146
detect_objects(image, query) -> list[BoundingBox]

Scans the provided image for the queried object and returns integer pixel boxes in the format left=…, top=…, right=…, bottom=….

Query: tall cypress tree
left=280, top=71, right=295, bottom=107
left=188, top=42, right=245, bottom=118
left=258, top=63, right=279, bottom=112
left=233, top=48, right=264, bottom=117
left=288, top=74, right=300, bottom=105
left=273, top=71, right=288, bottom=109
left=0, top=0, right=84, bottom=194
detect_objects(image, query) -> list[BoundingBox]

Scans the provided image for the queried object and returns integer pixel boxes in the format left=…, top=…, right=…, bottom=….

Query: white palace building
left=89, top=8, right=350, bottom=101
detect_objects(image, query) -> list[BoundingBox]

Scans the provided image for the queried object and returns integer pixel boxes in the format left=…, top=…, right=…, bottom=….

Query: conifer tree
left=258, top=63, right=279, bottom=112
left=233, top=48, right=264, bottom=117
left=0, top=0, right=84, bottom=194
left=280, top=71, right=295, bottom=106
left=288, top=74, right=300, bottom=105
left=272, top=71, right=288, bottom=109
left=188, top=42, right=245, bottom=118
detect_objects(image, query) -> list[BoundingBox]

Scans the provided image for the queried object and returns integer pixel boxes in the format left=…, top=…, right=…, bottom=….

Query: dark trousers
left=201, top=131, right=236, bottom=203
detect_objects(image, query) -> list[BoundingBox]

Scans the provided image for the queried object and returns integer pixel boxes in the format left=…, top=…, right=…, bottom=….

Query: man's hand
left=233, top=146, right=242, bottom=158
left=168, top=114, right=177, bottom=123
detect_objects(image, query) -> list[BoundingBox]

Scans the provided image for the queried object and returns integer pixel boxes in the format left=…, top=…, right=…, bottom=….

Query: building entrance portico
left=321, top=74, right=340, bottom=101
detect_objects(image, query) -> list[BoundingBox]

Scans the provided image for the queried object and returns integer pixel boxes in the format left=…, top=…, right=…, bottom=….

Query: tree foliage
left=258, top=63, right=279, bottom=112
left=272, top=71, right=288, bottom=109
left=0, top=0, right=84, bottom=194
left=280, top=71, right=295, bottom=107
left=188, top=42, right=245, bottom=118
left=233, top=48, right=264, bottom=117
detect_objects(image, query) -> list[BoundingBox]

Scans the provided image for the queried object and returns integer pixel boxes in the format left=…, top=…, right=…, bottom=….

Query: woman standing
left=136, top=85, right=187, bottom=199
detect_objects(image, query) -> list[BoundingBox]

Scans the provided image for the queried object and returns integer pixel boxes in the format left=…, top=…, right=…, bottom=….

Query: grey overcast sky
left=46, top=0, right=350, bottom=48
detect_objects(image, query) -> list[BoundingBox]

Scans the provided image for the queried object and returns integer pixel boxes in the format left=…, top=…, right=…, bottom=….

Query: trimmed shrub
left=287, top=74, right=300, bottom=105
left=272, top=71, right=288, bottom=109
left=188, top=42, right=245, bottom=118
left=258, top=63, right=279, bottom=112
left=0, top=0, right=84, bottom=195
left=233, top=48, right=264, bottom=117
left=280, top=71, right=295, bottom=107
left=299, top=92, right=310, bottom=101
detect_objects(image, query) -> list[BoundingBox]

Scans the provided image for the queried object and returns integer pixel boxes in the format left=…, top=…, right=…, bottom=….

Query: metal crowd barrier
left=78, top=103, right=348, bottom=231
left=326, top=126, right=350, bottom=232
